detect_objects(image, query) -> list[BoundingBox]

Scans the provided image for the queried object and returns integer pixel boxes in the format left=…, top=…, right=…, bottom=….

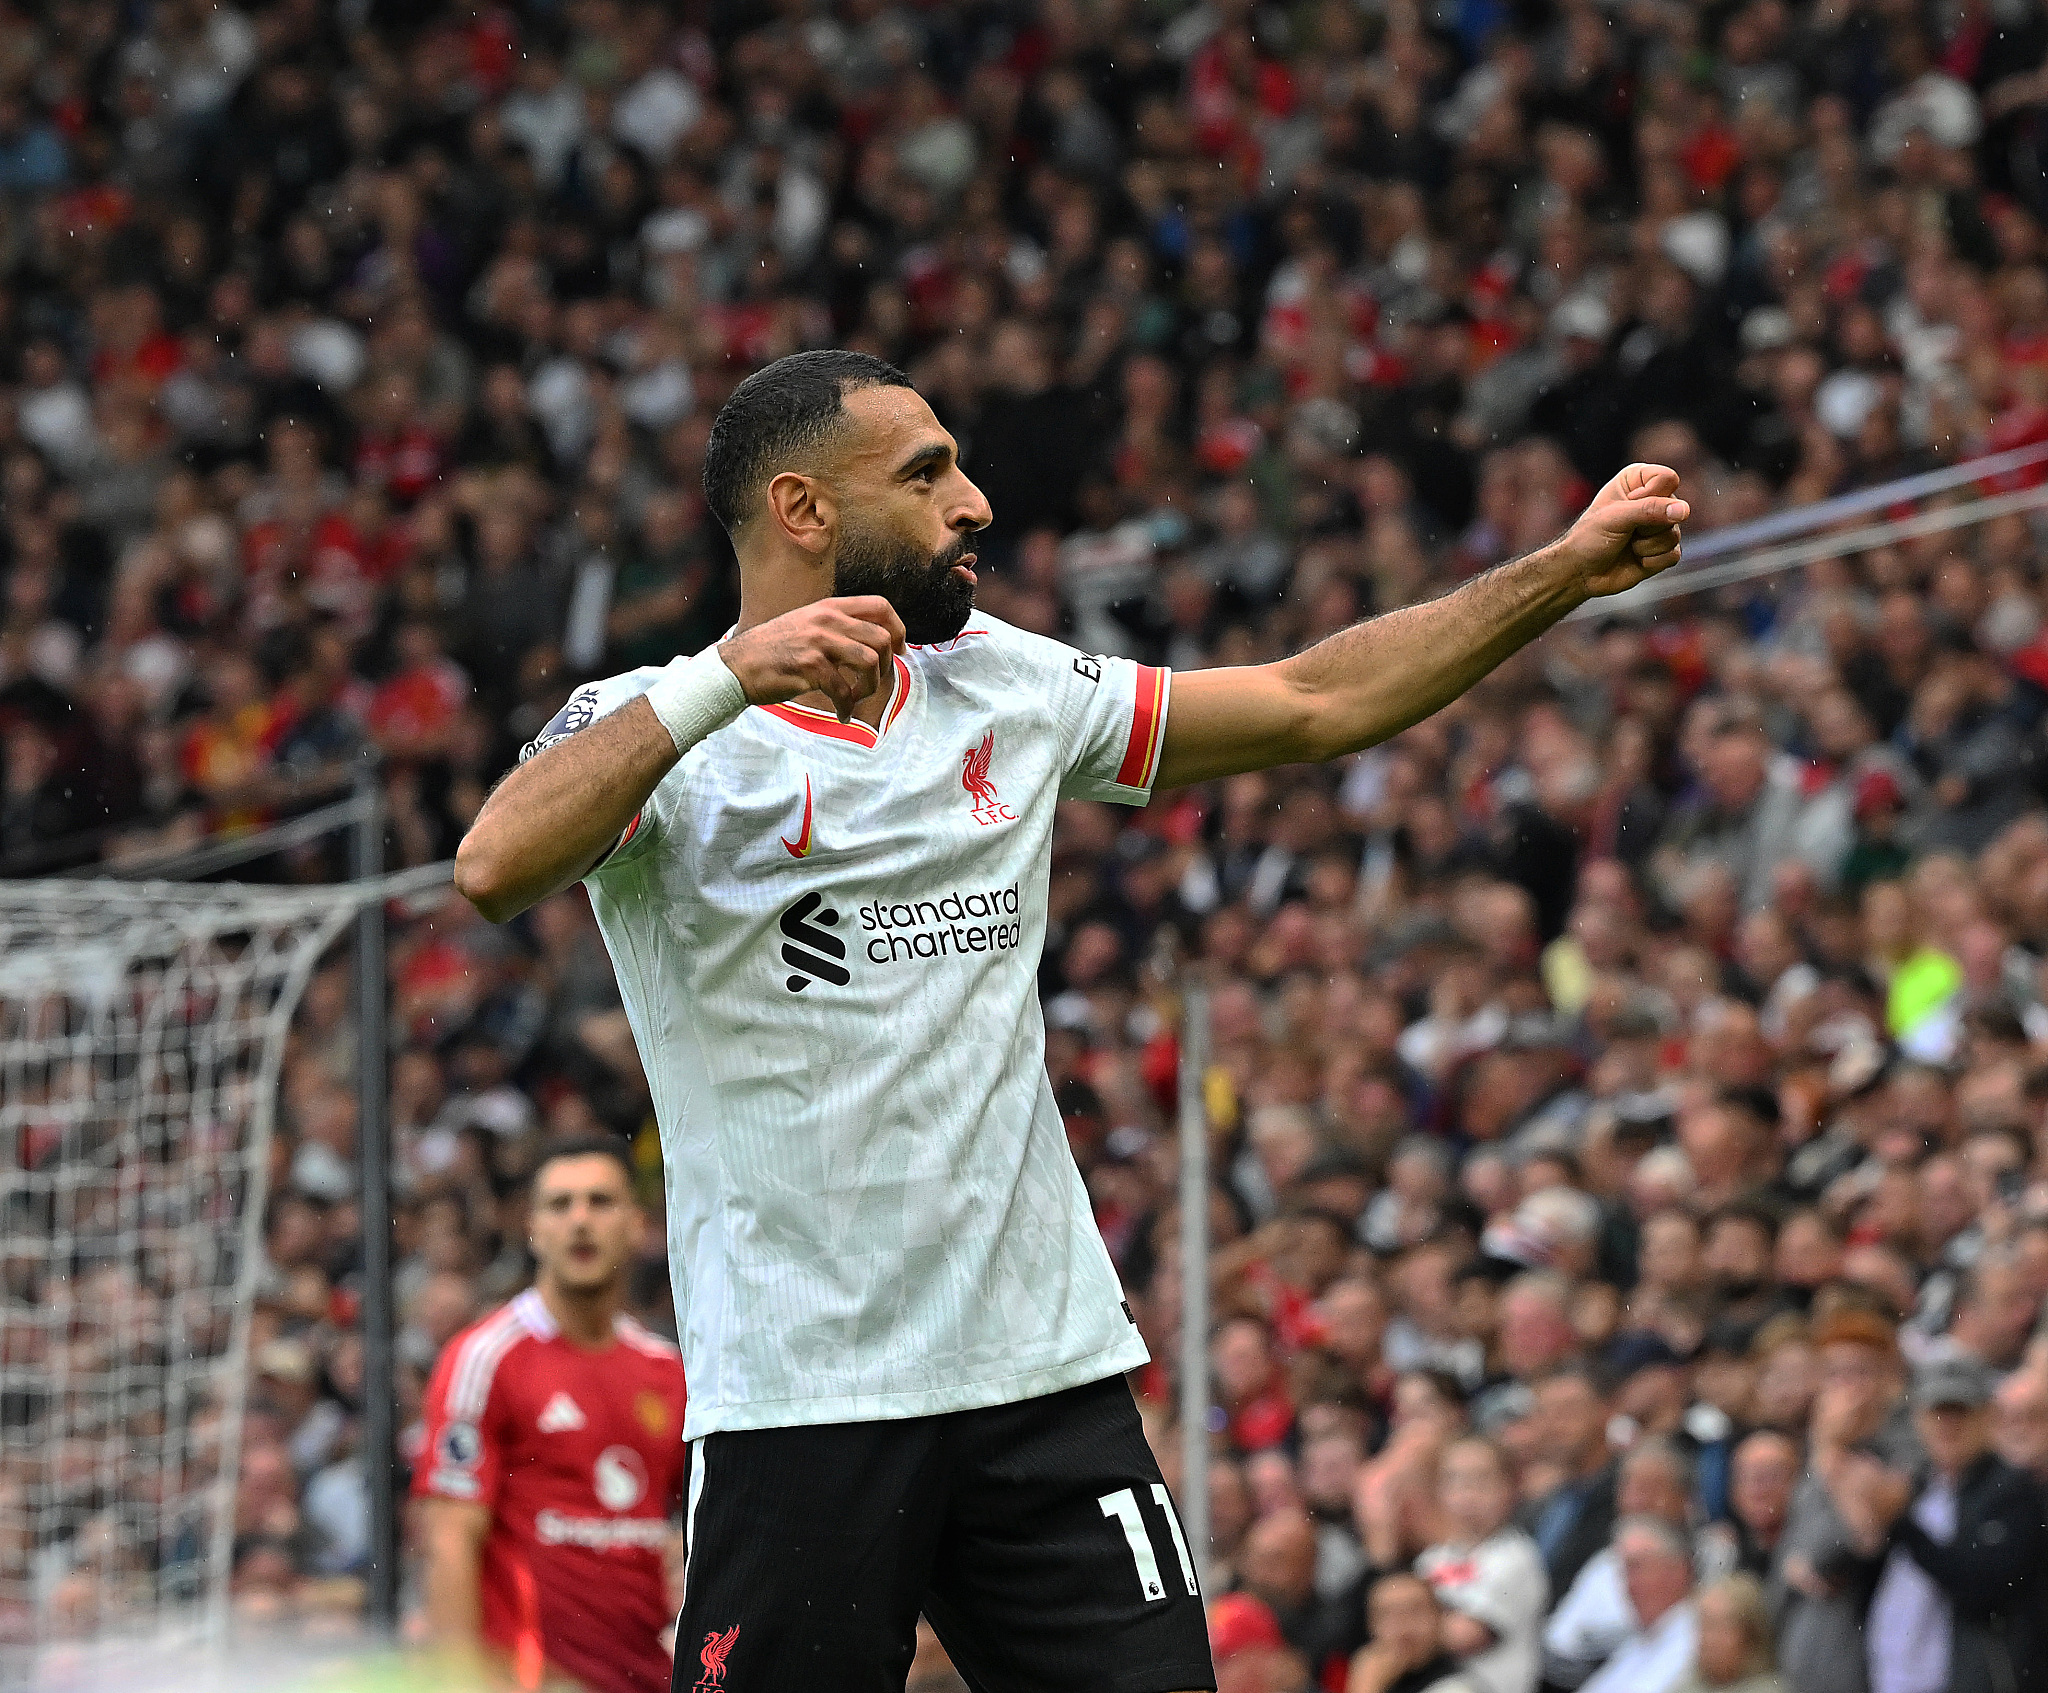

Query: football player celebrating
left=416, top=1136, right=687, bottom=1693
left=454, top=352, right=1686, bottom=1693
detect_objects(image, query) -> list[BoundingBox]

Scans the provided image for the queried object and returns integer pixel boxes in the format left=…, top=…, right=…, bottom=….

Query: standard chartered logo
left=859, top=886, right=1022, bottom=962
left=594, top=1444, right=649, bottom=1509
left=778, top=891, right=848, bottom=992
left=776, top=884, right=1024, bottom=987
left=537, top=1511, right=667, bottom=1548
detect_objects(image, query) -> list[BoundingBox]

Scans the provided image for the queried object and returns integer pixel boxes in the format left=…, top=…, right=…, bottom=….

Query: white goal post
left=0, top=871, right=441, bottom=1683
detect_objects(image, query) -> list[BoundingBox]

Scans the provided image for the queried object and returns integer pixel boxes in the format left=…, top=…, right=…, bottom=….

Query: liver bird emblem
left=962, top=730, right=999, bottom=809
left=697, top=1624, right=740, bottom=1687
left=961, top=731, right=1016, bottom=824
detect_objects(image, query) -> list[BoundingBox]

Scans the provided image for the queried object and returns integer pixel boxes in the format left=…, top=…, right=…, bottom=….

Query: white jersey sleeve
left=517, top=666, right=668, bottom=873
left=988, top=627, right=1171, bottom=805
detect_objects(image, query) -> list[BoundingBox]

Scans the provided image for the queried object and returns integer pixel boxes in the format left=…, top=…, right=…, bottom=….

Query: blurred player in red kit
left=416, top=1135, right=688, bottom=1692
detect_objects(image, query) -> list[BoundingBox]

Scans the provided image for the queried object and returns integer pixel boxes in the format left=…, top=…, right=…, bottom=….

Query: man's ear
left=766, top=470, right=836, bottom=556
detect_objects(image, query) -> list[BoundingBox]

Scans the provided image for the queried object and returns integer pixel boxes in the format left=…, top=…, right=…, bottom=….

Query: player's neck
left=536, top=1277, right=624, bottom=1348
left=735, top=560, right=895, bottom=730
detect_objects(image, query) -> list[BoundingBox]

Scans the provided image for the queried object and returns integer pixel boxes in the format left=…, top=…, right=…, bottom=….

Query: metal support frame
left=1176, top=985, right=1211, bottom=1598
left=353, top=762, right=399, bottom=1632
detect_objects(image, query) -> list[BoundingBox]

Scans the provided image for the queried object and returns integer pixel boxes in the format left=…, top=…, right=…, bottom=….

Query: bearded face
left=832, top=513, right=977, bottom=646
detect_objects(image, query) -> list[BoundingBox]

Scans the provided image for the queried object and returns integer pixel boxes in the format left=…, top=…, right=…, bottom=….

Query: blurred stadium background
left=13, top=0, right=2048, bottom=1689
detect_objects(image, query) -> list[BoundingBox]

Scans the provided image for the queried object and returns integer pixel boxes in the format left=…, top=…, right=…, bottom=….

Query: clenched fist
left=1556, top=463, right=1691, bottom=599
left=720, top=596, right=908, bottom=723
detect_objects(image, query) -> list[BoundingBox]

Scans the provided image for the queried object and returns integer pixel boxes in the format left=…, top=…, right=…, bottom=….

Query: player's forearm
left=420, top=1510, right=490, bottom=1661
left=423, top=1556, right=486, bottom=1646
left=455, top=697, right=679, bottom=922
left=1282, top=541, right=1584, bottom=760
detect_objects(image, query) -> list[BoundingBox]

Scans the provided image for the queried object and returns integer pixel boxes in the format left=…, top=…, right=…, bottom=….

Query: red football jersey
left=415, top=1288, right=688, bottom=1693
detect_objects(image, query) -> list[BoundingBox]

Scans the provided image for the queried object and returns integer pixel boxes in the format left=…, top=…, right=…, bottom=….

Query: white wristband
left=645, top=646, right=748, bottom=755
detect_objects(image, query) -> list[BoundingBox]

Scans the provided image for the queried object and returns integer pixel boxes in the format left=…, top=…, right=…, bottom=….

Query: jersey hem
left=678, top=1334, right=1150, bottom=1439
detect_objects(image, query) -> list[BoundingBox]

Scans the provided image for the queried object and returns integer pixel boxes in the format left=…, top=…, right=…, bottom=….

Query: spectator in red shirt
left=352, top=367, right=447, bottom=507
left=368, top=621, right=470, bottom=763
left=416, top=1136, right=687, bottom=1693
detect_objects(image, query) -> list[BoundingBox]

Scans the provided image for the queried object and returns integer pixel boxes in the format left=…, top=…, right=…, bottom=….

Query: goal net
left=0, top=877, right=423, bottom=1684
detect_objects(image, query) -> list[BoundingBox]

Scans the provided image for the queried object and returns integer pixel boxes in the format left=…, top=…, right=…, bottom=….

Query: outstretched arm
left=455, top=596, right=906, bottom=922
left=1153, top=465, right=1688, bottom=790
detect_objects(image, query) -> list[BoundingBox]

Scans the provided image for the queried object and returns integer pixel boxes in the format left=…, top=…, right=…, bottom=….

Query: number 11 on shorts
left=1098, top=1484, right=1201, bottom=1601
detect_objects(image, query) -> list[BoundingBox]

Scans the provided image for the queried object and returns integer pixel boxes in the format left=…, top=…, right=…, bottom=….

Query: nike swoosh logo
left=780, top=775, right=813, bottom=858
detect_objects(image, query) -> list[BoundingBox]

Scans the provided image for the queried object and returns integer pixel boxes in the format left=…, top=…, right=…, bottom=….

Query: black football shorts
left=671, top=1374, right=1217, bottom=1693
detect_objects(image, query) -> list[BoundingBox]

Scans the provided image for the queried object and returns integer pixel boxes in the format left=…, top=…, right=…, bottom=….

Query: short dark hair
left=1718, top=1084, right=1781, bottom=1129
left=1706, top=1198, right=1781, bottom=1245
left=701, top=350, right=912, bottom=535
left=531, top=1133, right=636, bottom=1190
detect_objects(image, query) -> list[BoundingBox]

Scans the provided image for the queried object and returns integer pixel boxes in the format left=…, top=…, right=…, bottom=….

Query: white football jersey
left=522, top=615, right=1169, bottom=1437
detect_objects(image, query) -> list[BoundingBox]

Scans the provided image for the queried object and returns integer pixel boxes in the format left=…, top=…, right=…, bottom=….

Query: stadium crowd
left=14, top=0, right=2048, bottom=1688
